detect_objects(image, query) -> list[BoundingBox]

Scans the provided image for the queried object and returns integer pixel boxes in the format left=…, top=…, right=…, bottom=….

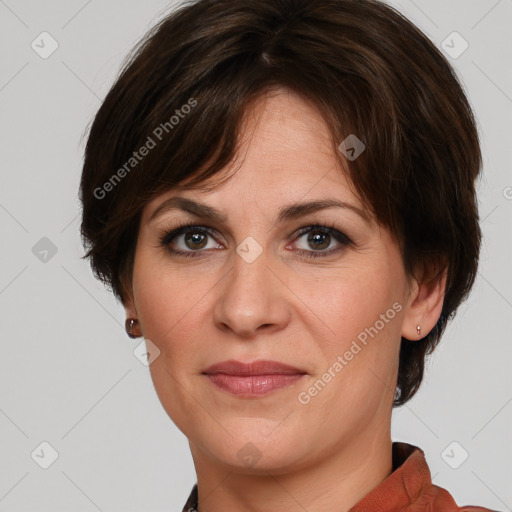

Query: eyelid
left=158, top=218, right=352, bottom=242
left=159, top=223, right=221, bottom=247
left=159, top=215, right=352, bottom=235
left=289, top=223, right=353, bottom=255
left=157, top=218, right=355, bottom=258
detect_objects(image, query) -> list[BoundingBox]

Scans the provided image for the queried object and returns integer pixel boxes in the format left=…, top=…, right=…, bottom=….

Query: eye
left=159, top=223, right=222, bottom=258
left=291, top=224, right=353, bottom=259
left=158, top=221, right=353, bottom=259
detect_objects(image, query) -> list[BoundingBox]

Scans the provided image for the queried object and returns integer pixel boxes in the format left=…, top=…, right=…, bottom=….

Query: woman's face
left=127, top=89, right=422, bottom=474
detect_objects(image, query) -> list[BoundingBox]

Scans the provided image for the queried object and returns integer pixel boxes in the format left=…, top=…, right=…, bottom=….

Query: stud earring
left=416, top=325, right=421, bottom=337
left=125, top=318, right=141, bottom=339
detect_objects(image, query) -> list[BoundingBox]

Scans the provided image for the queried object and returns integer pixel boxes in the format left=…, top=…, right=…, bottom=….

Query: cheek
left=304, top=265, right=403, bottom=347
left=131, top=258, right=212, bottom=432
left=132, top=250, right=209, bottom=341
left=301, top=263, right=405, bottom=402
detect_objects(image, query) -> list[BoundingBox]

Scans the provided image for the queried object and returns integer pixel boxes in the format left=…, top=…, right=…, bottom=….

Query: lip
left=202, top=360, right=307, bottom=397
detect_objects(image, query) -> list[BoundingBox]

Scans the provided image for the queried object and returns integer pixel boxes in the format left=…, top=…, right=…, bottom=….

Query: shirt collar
left=348, top=442, right=433, bottom=511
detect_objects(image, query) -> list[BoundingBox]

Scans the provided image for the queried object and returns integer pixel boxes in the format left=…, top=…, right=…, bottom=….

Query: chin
left=191, top=419, right=314, bottom=474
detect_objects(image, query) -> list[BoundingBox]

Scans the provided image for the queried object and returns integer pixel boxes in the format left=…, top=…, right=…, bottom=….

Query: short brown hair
left=80, top=0, right=482, bottom=406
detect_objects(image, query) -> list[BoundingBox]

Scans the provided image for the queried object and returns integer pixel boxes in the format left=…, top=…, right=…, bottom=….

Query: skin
left=124, top=88, right=446, bottom=512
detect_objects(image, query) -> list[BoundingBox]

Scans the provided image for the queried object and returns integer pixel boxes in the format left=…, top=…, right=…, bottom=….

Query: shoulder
left=392, top=442, right=500, bottom=512
left=433, top=486, right=500, bottom=511
left=427, top=475, right=500, bottom=512
left=458, top=507, right=502, bottom=511
left=459, top=508, right=502, bottom=511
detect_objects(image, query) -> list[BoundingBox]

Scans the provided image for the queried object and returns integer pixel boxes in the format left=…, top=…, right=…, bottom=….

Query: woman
left=79, top=0, right=496, bottom=510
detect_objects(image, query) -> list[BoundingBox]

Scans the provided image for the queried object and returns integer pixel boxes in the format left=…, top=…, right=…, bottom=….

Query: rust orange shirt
left=181, top=442, right=498, bottom=511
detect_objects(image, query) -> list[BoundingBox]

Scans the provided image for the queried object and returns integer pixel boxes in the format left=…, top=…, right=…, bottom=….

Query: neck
left=190, top=427, right=393, bottom=512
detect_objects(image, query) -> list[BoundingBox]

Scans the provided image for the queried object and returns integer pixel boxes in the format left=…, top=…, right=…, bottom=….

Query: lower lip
left=205, top=373, right=305, bottom=397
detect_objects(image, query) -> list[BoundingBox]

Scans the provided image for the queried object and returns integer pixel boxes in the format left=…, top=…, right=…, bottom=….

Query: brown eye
left=183, top=231, right=208, bottom=250
left=160, top=225, right=221, bottom=258
left=306, top=231, right=331, bottom=250
left=292, top=225, right=352, bottom=259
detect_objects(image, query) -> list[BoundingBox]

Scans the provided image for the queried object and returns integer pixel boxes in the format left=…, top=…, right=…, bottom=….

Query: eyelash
left=158, top=221, right=353, bottom=260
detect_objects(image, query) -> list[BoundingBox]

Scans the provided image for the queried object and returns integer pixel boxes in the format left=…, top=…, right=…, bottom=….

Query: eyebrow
left=148, top=196, right=370, bottom=225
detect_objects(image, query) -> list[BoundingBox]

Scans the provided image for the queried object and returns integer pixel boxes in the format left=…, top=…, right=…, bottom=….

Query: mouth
left=202, top=360, right=307, bottom=397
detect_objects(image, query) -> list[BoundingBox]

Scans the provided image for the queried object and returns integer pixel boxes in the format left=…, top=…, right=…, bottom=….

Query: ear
left=120, top=268, right=138, bottom=319
left=122, top=278, right=143, bottom=338
left=123, top=293, right=138, bottom=320
left=401, top=263, right=447, bottom=341
left=122, top=286, right=143, bottom=338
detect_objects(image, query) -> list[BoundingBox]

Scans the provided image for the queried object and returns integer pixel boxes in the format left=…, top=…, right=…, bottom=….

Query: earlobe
left=123, top=294, right=142, bottom=339
left=401, top=267, right=447, bottom=341
left=125, top=318, right=142, bottom=339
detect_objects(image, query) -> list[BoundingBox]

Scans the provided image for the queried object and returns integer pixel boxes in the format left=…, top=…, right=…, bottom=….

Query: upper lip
left=202, top=360, right=306, bottom=376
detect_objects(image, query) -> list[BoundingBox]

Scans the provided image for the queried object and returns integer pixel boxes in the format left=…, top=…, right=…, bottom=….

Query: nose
left=212, top=244, right=291, bottom=338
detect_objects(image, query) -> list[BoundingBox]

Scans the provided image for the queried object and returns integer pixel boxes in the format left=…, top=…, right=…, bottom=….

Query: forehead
left=236, top=89, right=338, bottom=171
left=144, top=89, right=366, bottom=220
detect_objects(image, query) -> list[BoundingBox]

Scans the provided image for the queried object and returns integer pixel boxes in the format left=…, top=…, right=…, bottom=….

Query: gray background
left=0, top=0, right=511, bottom=510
